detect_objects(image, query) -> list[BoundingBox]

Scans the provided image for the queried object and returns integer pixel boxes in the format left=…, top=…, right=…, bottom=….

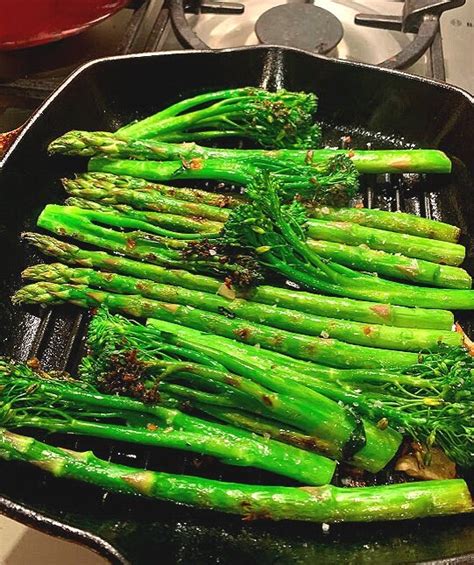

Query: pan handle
left=0, top=126, right=22, bottom=158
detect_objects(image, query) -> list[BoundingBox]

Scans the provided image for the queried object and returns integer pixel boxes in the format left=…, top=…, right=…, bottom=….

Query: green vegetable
left=50, top=130, right=451, bottom=174
left=22, top=263, right=461, bottom=352
left=35, top=204, right=261, bottom=285
left=22, top=233, right=455, bottom=331
left=68, top=172, right=458, bottom=244
left=308, top=205, right=460, bottom=243
left=65, top=197, right=223, bottom=236
left=116, top=87, right=322, bottom=148
left=83, top=308, right=402, bottom=471
left=65, top=172, right=244, bottom=208
left=63, top=176, right=468, bottom=288
left=13, top=282, right=418, bottom=370
left=0, top=359, right=335, bottom=484
left=144, top=317, right=474, bottom=468
left=1, top=429, right=470, bottom=522
left=64, top=173, right=468, bottom=287
left=222, top=175, right=474, bottom=309
left=307, top=239, right=471, bottom=289
left=87, top=155, right=359, bottom=202
left=63, top=176, right=232, bottom=222
left=306, top=219, right=465, bottom=266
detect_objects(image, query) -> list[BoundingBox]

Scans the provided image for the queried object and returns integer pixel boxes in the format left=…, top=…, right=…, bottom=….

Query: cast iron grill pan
left=0, top=47, right=473, bottom=564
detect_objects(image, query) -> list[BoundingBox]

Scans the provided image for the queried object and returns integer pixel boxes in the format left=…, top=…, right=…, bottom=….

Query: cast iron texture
left=0, top=46, right=473, bottom=564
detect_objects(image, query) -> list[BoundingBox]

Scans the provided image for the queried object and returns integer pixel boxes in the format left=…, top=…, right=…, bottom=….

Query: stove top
left=188, top=0, right=473, bottom=91
left=190, top=1, right=426, bottom=69
left=0, top=0, right=472, bottom=134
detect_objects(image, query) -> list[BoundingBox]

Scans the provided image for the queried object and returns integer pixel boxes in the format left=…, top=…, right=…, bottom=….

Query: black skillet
left=0, top=46, right=473, bottom=564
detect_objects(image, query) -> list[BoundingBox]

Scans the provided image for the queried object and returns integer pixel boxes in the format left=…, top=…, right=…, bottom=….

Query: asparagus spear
left=67, top=172, right=244, bottom=208
left=13, top=282, right=418, bottom=370
left=22, top=233, right=455, bottom=330
left=2, top=430, right=470, bottom=522
left=307, top=239, right=471, bottom=289
left=306, top=219, right=465, bottom=266
left=308, top=205, right=460, bottom=243
left=50, top=131, right=452, bottom=174
left=63, top=180, right=232, bottom=222
left=22, top=263, right=461, bottom=352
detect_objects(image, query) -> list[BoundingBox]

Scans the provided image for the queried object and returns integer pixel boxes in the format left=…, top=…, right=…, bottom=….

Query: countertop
left=0, top=514, right=107, bottom=564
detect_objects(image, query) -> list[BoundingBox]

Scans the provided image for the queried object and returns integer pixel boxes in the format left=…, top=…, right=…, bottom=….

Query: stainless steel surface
left=189, top=1, right=429, bottom=75
left=189, top=0, right=473, bottom=92
left=441, top=1, right=474, bottom=93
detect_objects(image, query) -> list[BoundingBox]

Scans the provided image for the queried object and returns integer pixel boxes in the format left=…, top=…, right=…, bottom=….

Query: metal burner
left=255, top=4, right=343, bottom=54
left=355, top=0, right=466, bottom=73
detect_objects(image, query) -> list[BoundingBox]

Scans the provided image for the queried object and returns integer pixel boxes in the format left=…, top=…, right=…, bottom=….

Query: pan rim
left=1, top=44, right=473, bottom=170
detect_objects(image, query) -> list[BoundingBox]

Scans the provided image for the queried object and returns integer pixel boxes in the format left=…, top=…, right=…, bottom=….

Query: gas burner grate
left=354, top=0, right=466, bottom=77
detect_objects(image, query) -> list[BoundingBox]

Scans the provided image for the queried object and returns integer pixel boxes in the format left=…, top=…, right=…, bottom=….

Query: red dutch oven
left=0, top=0, right=129, bottom=50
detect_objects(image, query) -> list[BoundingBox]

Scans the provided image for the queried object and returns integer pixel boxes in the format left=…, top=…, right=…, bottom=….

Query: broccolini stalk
left=50, top=130, right=451, bottom=174
left=221, top=176, right=474, bottom=309
left=35, top=205, right=259, bottom=283
left=308, top=205, right=460, bottom=243
left=144, top=318, right=420, bottom=390
left=1, top=429, right=471, bottom=522
left=13, top=282, right=418, bottom=371
left=306, top=219, right=465, bottom=266
left=0, top=361, right=335, bottom=484
left=307, top=239, right=471, bottom=289
left=144, top=318, right=474, bottom=468
left=87, top=308, right=474, bottom=468
left=22, top=263, right=461, bottom=352
left=65, top=197, right=223, bottom=236
left=191, top=404, right=327, bottom=451
left=88, top=155, right=360, bottom=203
left=317, top=347, right=474, bottom=468
left=116, top=87, right=322, bottom=148
left=84, top=308, right=402, bottom=471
